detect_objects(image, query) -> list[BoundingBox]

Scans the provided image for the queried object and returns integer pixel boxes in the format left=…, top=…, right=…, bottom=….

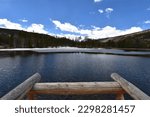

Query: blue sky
left=0, top=0, right=150, bottom=39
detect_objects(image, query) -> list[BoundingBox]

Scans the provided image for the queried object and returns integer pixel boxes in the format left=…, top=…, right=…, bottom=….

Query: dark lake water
left=0, top=52, right=150, bottom=99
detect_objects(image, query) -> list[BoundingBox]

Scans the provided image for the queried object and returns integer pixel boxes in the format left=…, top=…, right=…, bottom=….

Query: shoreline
left=0, top=47, right=150, bottom=57
left=0, top=47, right=150, bottom=51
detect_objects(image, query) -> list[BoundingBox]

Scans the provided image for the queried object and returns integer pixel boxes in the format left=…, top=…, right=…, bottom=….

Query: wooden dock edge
left=0, top=73, right=41, bottom=100
left=111, top=73, right=150, bottom=100
left=28, top=82, right=125, bottom=100
left=1, top=73, right=149, bottom=100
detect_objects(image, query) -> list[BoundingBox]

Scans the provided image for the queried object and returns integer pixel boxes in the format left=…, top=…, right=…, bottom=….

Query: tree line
left=0, top=28, right=150, bottom=48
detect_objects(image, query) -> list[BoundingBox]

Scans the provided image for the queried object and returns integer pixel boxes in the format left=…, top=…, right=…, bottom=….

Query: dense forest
left=0, top=28, right=75, bottom=48
left=0, top=28, right=150, bottom=48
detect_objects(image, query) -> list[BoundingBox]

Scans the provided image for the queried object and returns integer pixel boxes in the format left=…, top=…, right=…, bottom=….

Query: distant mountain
left=98, top=29, right=150, bottom=48
left=100, top=29, right=150, bottom=42
left=80, top=29, right=150, bottom=48
left=0, top=28, right=150, bottom=49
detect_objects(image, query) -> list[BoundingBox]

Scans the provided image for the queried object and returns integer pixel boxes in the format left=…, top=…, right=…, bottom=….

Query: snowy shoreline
left=0, top=47, right=150, bottom=56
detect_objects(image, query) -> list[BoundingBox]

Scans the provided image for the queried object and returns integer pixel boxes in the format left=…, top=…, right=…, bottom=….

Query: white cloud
left=94, top=0, right=103, bottom=3
left=97, top=8, right=113, bottom=17
left=0, top=18, right=48, bottom=34
left=122, top=27, right=142, bottom=34
left=98, top=9, right=104, bottom=14
left=52, top=20, right=142, bottom=39
left=87, top=26, right=142, bottom=39
left=21, top=19, right=28, bottom=23
left=105, top=8, right=114, bottom=18
left=26, top=24, right=48, bottom=34
left=52, top=20, right=79, bottom=33
left=0, top=19, right=24, bottom=30
left=105, top=8, right=114, bottom=13
left=0, top=18, right=143, bottom=40
left=91, top=25, right=101, bottom=30
left=144, top=20, right=150, bottom=24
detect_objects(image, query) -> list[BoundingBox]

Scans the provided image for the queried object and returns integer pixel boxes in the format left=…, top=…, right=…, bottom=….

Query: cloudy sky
left=0, top=0, right=150, bottom=39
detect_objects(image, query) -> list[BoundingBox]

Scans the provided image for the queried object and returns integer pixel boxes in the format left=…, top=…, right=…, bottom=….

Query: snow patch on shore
left=0, top=47, right=150, bottom=55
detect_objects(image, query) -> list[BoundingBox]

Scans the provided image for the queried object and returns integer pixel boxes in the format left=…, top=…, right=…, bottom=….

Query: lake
left=0, top=51, right=150, bottom=99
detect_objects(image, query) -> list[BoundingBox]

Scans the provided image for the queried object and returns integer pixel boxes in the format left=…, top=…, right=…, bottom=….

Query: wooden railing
left=28, top=82, right=125, bottom=100
left=1, top=73, right=150, bottom=100
left=111, top=73, right=150, bottom=100
left=0, top=73, right=41, bottom=100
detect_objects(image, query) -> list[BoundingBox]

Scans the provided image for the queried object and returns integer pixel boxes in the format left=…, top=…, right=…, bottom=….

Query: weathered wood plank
left=0, top=73, right=41, bottom=100
left=17, top=86, right=33, bottom=100
left=30, top=82, right=125, bottom=95
left=111, top=73, right=150, bottom=100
